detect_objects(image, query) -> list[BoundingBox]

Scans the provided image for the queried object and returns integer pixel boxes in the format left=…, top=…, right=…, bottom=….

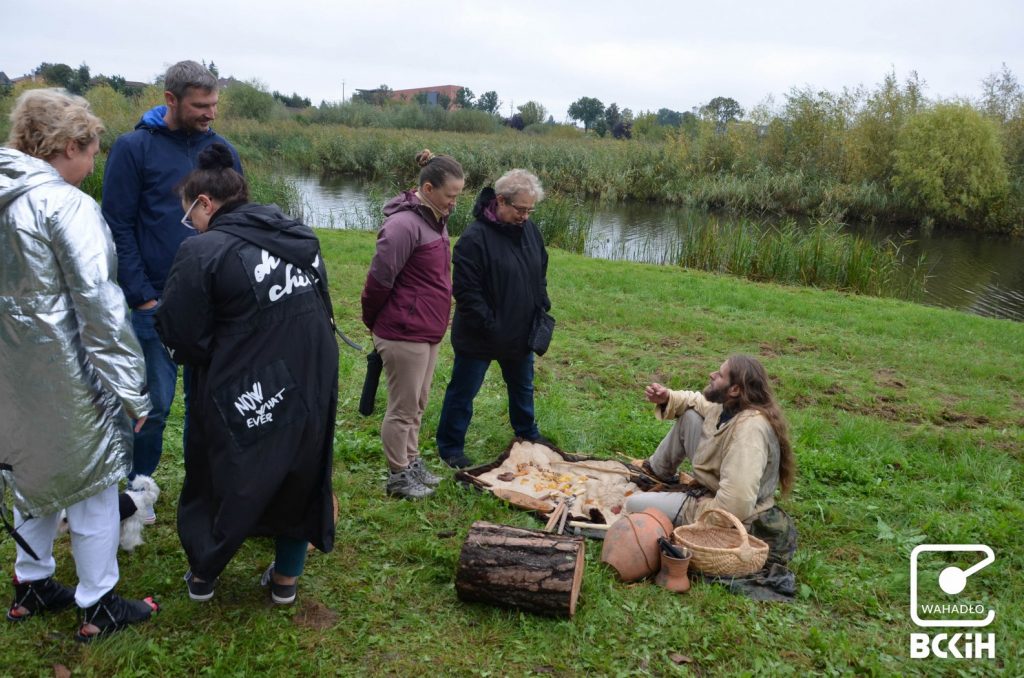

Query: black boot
left=7, top=576, right=76, bottom=621
left=74, top=590, right=157, bottom=642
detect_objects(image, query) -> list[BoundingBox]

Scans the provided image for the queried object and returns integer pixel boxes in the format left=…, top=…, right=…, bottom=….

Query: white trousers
left=13, top=483, right=119, bottom=608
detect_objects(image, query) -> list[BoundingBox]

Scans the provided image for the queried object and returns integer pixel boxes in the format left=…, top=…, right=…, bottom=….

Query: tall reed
left=674, top=217, right=927, bottom=299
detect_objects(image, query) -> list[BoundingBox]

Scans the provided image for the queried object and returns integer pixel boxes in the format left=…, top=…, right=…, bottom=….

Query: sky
left=3, top=0, right=1022, bottom=121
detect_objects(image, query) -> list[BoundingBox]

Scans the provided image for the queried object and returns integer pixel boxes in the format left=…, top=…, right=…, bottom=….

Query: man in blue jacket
left=103, top=60, right=242, bottom=518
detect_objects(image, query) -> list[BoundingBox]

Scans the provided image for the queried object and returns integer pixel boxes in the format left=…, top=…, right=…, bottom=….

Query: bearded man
left=102, top=61, right=242, bottom=502
left=625, top=355, right=797, bottom=558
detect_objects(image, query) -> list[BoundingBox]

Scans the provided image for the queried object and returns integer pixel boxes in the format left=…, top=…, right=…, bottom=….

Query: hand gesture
left=644, top=382, right=669, bottom=405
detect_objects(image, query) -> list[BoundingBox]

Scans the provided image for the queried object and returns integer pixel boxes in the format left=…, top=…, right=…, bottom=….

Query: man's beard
left=703, top=382, right=729, bottom=404
left=174, top=109, right=205, bottom=134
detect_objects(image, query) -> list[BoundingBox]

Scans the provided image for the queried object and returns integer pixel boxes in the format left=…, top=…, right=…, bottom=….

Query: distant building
left=0, top=72, right=11, bottom=88
left=390, top=85, right=464, bottom=108
left=87, top=76, right=149, bottom=92
left=354, top=84, right=466, bottom=108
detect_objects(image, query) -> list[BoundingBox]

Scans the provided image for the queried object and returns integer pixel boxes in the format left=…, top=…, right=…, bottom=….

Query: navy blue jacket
left=102, top=106, right=241, bottom=308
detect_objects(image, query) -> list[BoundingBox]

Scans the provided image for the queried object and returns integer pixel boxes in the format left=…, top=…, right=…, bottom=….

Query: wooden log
left=456, top=520, right=585, bottom=618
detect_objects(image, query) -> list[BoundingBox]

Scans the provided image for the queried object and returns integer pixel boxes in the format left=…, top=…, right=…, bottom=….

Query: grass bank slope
left=3, top=231, right=1021, bottom=676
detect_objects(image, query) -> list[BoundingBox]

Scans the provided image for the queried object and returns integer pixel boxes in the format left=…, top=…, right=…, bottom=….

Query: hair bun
left=197, top=143, right=235, bottom=171
left=415, top=148, right=436, bottom=168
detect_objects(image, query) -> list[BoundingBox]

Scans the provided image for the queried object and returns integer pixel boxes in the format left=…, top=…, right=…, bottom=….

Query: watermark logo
left=909, top=544, right=995, bottom=659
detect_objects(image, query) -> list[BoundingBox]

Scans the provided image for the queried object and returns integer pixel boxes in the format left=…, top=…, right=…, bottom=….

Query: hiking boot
left=386, top=469, right=434, bottom=499
left=408, top=458, right=442, bottom=487
left=74, top=590, right=158, bottom=642
left=260, top=563, right=297, bottom=605
left=7, top=576, right=76, bottom=622
left=183, top=570, right=216, bottom=602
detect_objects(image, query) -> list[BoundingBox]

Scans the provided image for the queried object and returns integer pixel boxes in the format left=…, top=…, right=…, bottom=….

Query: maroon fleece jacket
left=360, top=190, right=452, bottom=343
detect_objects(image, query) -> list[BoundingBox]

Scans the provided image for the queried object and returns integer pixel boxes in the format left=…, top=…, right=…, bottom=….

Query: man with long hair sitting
left=625, top=354, right=797, bottom=564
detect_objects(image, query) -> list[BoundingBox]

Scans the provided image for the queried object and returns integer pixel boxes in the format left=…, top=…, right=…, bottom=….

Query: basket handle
left=697, top=507, right=756, bottom=563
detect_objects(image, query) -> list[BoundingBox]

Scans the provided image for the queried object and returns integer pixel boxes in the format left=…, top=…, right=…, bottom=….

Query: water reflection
left=289, top=173, right=1024, bottom=322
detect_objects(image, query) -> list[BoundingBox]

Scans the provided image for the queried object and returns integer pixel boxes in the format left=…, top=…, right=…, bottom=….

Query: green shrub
left=221, top=81, right=279, bottom=122
left=892, top=103, right=1010, bottom=225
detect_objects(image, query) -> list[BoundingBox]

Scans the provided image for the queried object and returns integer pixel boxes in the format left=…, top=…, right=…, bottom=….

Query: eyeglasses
left=504, top=199, right=536, bottom=215
left=181, top=198, right=199, bottom=230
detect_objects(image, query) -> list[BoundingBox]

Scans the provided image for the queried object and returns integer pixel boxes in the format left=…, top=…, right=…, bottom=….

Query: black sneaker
left=183, top=570, right=216, bottom=602
left=7, top=576, right=76, bottom=622
left=441, top=454, right=473, bottom=469
left=526, top=434, right=556, bottom=448
left=260, top=563, right=297, bottom=605
left=74, top=590, right=157, bottom=642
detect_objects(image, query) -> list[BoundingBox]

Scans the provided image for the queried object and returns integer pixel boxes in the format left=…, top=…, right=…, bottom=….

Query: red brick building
left=390, top=85, right=464, bottom=108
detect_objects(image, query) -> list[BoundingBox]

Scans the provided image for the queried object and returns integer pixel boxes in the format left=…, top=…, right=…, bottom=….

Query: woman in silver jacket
left=1, top=89, right=157, bottom=641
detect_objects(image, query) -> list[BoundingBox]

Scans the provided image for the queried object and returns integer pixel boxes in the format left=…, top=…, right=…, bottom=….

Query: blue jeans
left=436, top=352, right=540, bottom=461
left=130, top=306, right=188, bottom=478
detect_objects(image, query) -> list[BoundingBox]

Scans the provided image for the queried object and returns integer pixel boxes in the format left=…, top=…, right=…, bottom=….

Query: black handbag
left=527, top=269, right=555, bottom=356
left=358, top=350, right=384, bottom=416
left=528, top=309, right=556, bottom=356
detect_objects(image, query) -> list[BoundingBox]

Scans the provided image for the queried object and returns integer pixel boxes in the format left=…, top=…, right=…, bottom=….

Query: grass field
left=2, top=230, right=1022, bottom=676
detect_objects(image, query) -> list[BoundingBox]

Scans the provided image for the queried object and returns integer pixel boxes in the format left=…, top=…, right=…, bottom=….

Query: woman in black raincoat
left=156, top=144, right=338, bottom=605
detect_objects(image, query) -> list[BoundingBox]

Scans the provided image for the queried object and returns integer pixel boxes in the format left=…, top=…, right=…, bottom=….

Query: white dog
left=119, top=475, right=160, bottom=551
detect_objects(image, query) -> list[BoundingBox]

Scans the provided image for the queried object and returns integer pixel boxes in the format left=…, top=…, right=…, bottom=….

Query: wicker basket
left=672, top=508, right=769, bottom=576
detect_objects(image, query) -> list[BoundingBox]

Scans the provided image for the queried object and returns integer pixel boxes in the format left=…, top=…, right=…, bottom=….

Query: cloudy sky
left=4, top=0, right=1022, bottom=120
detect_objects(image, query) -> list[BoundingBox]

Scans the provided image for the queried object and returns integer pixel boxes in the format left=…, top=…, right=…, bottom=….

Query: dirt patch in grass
left=873, top=368, right=906, bottom=389
left=793, top=389, right=995, bottom=429
left=293, top=599, right=340, bottom=631
left=758, top=337, right=818, bottom=359
left=934, top=410, right=990, bottom=428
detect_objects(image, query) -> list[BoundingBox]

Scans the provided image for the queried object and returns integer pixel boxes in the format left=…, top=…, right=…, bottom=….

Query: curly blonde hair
left=6, top=89, right=104, bottom=160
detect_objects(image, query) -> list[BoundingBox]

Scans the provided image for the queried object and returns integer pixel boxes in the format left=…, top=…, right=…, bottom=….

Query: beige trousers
left=373, top=334, right=441, bottom=471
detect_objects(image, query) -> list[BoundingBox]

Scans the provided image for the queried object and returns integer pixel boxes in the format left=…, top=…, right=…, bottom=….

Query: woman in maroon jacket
left=361, top=150, right=464, bottom=498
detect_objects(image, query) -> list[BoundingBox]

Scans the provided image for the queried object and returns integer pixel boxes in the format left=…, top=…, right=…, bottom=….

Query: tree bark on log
left=456, top=520, right=585, bottom=618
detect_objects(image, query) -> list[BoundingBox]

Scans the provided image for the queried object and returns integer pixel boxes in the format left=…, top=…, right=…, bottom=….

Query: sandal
left=74, top=590, right=158, bottom=642
left=7, top=576, right=76, bottom=622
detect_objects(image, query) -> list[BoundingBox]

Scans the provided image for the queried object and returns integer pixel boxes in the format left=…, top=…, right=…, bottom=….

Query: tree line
left=4, top=61, right=1023, bottom=231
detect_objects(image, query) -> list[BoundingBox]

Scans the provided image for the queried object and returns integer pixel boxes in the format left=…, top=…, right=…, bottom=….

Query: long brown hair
left=727, top=354, right=795, bottom=497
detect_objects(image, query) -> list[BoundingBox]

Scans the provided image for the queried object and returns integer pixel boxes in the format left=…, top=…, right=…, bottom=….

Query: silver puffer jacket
left=0, top=148, right=150, bottom=517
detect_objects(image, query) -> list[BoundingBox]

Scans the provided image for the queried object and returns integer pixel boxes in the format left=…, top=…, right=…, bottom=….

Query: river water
left=289, top=174, right=1024, bottom=322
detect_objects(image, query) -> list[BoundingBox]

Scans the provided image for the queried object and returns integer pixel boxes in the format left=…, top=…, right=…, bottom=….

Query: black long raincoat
left=156, top=202, right=338, bottom=580
left=450, top=187, right=550, bottom=360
